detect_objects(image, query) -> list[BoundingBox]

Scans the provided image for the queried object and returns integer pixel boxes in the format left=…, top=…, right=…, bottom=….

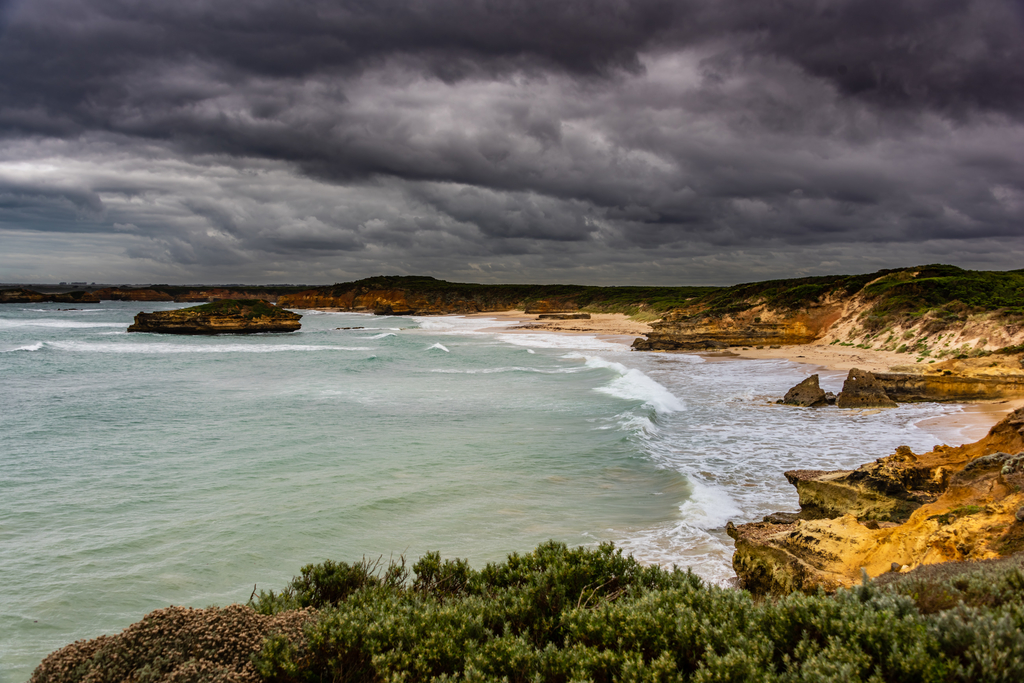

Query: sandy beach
left=467, top=310, right=1024, bottom=448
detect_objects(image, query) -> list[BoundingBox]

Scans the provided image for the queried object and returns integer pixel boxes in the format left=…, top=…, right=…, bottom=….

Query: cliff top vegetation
left=672, top=264, right=1024, bottom=325
left=182, top=299, right=295, bottom=319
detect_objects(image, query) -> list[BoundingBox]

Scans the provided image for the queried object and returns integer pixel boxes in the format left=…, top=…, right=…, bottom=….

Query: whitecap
left=428, top=343, right=450, bottom=353
left=414, top=316, right=517, bottom=334
left=364, top=332, right=397, bottom=339
left=497, top=333, right=628, bottom=351
left=2, top=342, right=44, bottom=353
left=677, top=479, right=743, bottom=530
left=581, top=356, right=685, bottom=413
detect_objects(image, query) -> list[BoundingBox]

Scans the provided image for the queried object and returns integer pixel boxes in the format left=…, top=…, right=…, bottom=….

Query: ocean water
left=0, top=302, right=964, bottom=681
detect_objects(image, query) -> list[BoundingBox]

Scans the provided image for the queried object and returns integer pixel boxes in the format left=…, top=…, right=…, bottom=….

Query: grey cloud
left=0, top=0, right=1022, bottom=284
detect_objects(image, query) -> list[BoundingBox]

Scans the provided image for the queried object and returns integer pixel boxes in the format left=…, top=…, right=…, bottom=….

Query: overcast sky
left=1, top=0, right=1022, bottom=286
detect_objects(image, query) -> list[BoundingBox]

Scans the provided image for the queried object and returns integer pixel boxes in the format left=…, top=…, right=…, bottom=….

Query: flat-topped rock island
left=127, top=300, right=302, bottom=335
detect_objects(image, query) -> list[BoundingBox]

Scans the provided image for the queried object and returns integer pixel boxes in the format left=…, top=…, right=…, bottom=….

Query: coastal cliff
left=0, top=288, right=101, bottom=304
left=729, top=407, right=1024, bottom=596
left=127, top=300, right=301, bottom=335
left=274, top=276, right=712, bottom=315
left=633, top=265, right=1024, bottom=360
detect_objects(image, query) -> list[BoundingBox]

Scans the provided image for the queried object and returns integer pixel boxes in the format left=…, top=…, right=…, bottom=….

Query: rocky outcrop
left=780, top=374, right=829, bottom=406
left=127, top=300, right=301, bottom=335
left=875, top=355, right=1024, bottom=402
left=537, top=313, right=591, bottom=320
left=780, top=356, right=1024, bottom=407
left=632, top=307, right=840, bottom=351
left=835, top=368, right=898, bottom=408
left=730, top=407, right=1024, bottom=596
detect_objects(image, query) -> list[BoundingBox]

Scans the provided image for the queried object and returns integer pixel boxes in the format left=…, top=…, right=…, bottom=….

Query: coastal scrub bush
left=37, top=543, right=1024, bottom=682
left=248, top=543, right=1024, bottom=683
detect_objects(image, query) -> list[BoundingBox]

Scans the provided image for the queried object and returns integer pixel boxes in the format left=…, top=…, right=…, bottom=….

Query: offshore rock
left=835, top=368, right=898, bottom=408
left=127, top=300, right=301, bottom=335
left=730, top=407, right=1024, bottom=596
left=780, top=374, right=828, bottom=407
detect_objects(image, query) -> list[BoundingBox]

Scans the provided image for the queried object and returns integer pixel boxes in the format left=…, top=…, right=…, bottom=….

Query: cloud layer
left=1, top=0, right=1022, bottom=284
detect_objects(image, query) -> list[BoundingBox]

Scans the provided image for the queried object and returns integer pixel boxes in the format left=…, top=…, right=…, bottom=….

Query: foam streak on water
left=0, top=303, right=960, bottom=681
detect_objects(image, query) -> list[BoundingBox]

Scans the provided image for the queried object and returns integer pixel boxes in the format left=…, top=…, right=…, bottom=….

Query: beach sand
left=467, top=310, right=1023, bottom=448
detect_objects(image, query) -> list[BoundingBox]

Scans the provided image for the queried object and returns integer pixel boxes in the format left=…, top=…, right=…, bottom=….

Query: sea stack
left=780, top=374, right=829, bottom=407
left=835, top=368, right=898, bottom=408
left=127, top=300, right=301, bottom=335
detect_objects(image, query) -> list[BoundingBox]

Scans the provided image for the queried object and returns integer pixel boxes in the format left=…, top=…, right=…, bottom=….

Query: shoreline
left=461, top=310, right=1022, bottom=448
left=315, top=306, right=1021, bottom=448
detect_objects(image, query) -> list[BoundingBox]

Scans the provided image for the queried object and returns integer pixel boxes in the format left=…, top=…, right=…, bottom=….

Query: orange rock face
left=634, top=305, right=843, bottom=350
left=730, top=408, right=1024, bottom=596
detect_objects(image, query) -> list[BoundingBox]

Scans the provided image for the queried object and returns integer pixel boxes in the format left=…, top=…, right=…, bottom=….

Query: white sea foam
left=678, top=479, right=743, bottom=529
left=414, top=316, right=517, bottom=334
left=578, top=355, right=685, bottom=413
left=46, top=341, right=373, bottom=353
left=2, top=342, right=44, bottom=353
left=428, top=343, right=450, bottom=352
left=364, top=332, right=397, bottom=339
left=526, top=349, right=535, bottom=354
left=495, top=333, right=628, bottom=351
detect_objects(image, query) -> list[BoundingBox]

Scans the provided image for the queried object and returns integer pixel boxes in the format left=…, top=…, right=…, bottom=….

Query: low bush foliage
left=250, top=542, right=1024, bottom=683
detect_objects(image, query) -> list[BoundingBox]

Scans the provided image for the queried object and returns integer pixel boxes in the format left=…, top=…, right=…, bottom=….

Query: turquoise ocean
left=1, top=302, right=964, bottom=680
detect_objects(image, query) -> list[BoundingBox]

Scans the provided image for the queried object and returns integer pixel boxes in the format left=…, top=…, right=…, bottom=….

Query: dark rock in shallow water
left=836, top=368, right=897, bottom=408
left=128, top=300, right=301, bottom=335
left=537, top=313, right=591, bottom=320
left=781, top=374, right=828, bottom=407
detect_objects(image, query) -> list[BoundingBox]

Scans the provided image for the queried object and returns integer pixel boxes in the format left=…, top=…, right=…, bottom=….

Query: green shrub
left=250, top=543, right=1024, bottom=683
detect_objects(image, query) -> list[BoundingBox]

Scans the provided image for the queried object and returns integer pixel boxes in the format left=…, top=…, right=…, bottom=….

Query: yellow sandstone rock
left=730, top=408, right=1024, bottom=596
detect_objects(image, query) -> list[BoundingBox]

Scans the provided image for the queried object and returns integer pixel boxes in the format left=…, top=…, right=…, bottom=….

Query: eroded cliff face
left=127, top=301, right=301, bottom=335
left=633, top=301, right=846, bottom=350
left=729, top=408, right=1024, bottom=596
left=632, top=268, right=1024, bottom=360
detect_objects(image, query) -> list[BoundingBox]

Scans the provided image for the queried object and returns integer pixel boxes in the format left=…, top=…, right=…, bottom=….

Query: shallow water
left=0, top=303, right=960, bottom=681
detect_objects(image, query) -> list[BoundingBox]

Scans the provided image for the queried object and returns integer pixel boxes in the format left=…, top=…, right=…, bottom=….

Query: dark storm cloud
left=0, top=0, right=1022, bottom=284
